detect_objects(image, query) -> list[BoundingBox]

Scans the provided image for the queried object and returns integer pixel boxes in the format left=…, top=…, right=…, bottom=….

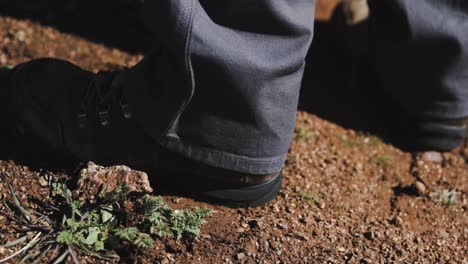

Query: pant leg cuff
left=160, top=137, right=286, bottom=175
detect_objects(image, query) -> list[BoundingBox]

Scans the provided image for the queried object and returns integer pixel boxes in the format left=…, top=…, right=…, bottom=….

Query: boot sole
left=155, top=170, right=283, bottom=208
left=412, top=121, right=467, bottom=151
left=198, top=171, right=283, bottom=208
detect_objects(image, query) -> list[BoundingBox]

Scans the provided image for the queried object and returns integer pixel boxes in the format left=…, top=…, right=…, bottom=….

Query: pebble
left=414, top=181, right=427, bottom=195
left=201, top=234, right=211, bottom=240
left=38, top=177, right=48, bottom=187
left=361, top=258, right=373, bottom=264
left=421, top=151, right=443, bottom=163
left=276, top=223, right=288, bottom=230
left=439, top=230, right=449, bottom=238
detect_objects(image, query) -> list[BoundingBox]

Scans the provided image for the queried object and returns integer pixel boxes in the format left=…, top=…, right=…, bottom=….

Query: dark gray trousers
left=121, top=0, right=468, bottom=175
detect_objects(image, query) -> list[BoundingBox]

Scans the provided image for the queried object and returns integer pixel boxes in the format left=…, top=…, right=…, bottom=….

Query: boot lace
left=77, top=71, right=132, bottom=128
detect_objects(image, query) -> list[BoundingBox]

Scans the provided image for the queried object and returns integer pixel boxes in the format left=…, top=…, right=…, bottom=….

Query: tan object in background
left=315, top=0, right=341, bottom=21
left=343, top=0, right=369, bottom=25
left=315, top=0, right=369, bottom=24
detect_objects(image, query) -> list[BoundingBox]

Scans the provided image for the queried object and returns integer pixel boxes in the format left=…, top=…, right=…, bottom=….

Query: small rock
left=17, top=30, right=26, bottom=42
left=414, top=181, right=427, bottom=195
left=201, top=234, right=212, bottom=240
left=38, top=177, right=48, bottom=187
left=462, top=146, right=468, bottom=159
left=394, top=216, right=404, bottom=227
left=75, top=162, right=153, bottom=200
left=236, top=253, right=245, bottom=260
left=439, top=230, right=449, bottom=238
left=0, top=246, right=5, bottom=255
left=355, top=162, right=363, bottom=171
left=276, top=223, right=288, bottom=230
left=361, top=258, right=372, bottom=264
left=293, top=232, right=309, bottom=241
left=421, top=151, right=443, bottom=163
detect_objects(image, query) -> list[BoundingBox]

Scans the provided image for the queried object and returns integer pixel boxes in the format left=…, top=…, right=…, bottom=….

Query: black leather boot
left=2, top=58, right=282, bottom=208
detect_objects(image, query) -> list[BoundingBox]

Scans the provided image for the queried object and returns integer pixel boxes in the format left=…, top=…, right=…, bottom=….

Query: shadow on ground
left=0, top=0, right=151, bottom=54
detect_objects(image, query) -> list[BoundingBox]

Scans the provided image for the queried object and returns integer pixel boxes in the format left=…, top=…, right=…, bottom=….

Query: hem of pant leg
left=421, top=101, right=468, bottom=121
left=160, top=137, right=286, bottom=175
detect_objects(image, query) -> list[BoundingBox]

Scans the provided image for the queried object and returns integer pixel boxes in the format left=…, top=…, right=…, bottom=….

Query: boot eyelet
left=98, top=110, right=111, bottom=126
left=77, top=113, right=88, bottom=128
left=120, top=103, right=132, bottom=119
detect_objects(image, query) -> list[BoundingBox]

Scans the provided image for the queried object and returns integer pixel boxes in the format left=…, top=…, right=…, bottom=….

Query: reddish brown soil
left=1, top=4, right=467, bottom=264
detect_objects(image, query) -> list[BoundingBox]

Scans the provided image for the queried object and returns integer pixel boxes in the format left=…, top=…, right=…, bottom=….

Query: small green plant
left=341, top=135, right=362, bottom=148
left=366, top=135, right=386, bottom=146
left=294, top=127, right=311, bottom=141
left=331, top=203, right=343, bottom=212
left=430, top=189, right=460, bottom=207
left=138, top=195, right=212, bottom=240
left=298, top=190, right=321, bottom=206
left=0, top=173, right=212, bottom=263
left=374, top=154, right=391, bottom=165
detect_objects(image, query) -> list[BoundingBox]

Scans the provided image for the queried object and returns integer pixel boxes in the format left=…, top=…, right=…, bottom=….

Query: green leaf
left=71, top=201, right=84, bottom=217
left=114, top=227, right=139, bottom=241
left=56, top=230, right=75, bottom=245
left=66, top=217, right=79, bottom=231
left=52, top=182, right=73, bottom=203
left=83, top=227, right=101, bottom=245
left=100, top=205, right=114, bottom=223
left=133, top=233, right=154, bottom=249
left=94, top=240, right=105, bottom=251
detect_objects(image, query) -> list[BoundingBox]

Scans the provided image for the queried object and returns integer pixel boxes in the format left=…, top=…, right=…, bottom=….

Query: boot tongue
left=78, top=71, right=123, bottom=128
left=80, top=71, right=117, bottom=111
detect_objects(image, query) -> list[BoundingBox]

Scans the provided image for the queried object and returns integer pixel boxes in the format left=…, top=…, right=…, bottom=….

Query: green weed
left=294, top=128, right=311, bottom=141
left=0, top=173, right=212, bottom=263
left=298, top=190, right=321, bottom=205
left=374, top=154, right=391, bottom=165
left=430, top=189, right=460, bottom=207
left=341, top=135, right=362, bottom=148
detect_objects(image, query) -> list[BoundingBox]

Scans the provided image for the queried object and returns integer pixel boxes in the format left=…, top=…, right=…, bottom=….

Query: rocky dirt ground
left=0, top=1, right=467, bottom=263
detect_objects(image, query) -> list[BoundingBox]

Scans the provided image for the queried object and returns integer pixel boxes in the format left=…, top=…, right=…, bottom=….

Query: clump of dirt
left=1, top=10, right=467, bottom=264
